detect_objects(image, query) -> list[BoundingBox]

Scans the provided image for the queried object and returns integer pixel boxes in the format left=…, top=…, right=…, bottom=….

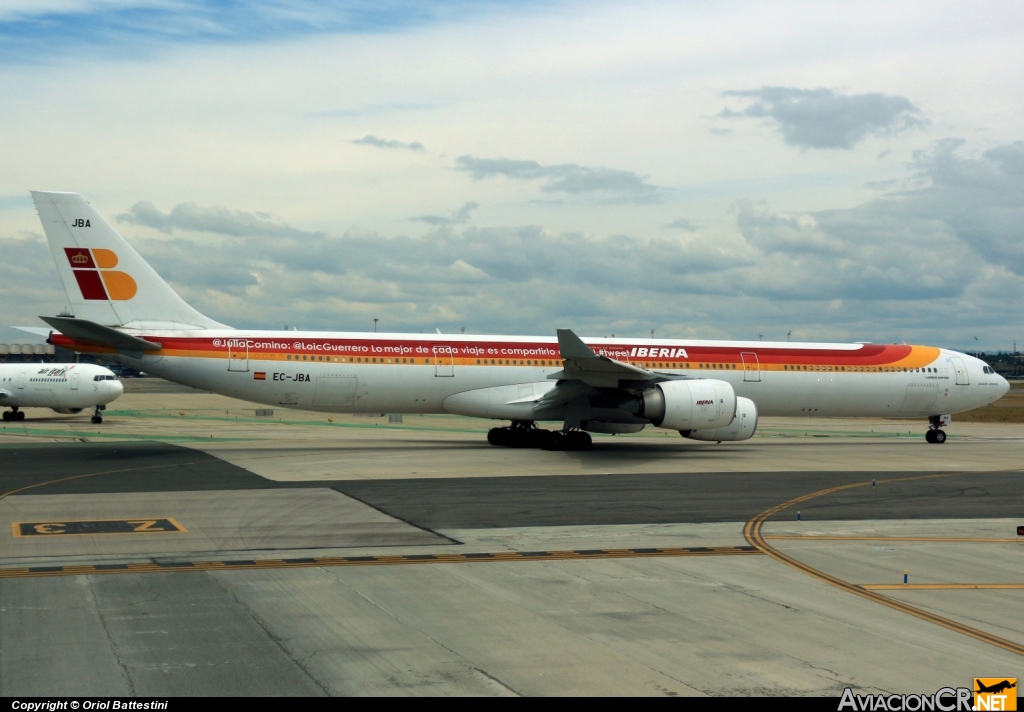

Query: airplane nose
left=998, top=375, right=1010, bottom=397
left=111, top=380, right=124, bottom=397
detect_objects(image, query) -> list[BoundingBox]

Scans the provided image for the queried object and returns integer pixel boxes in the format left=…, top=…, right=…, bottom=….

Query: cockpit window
left=93, top=375, right=117, bottom=381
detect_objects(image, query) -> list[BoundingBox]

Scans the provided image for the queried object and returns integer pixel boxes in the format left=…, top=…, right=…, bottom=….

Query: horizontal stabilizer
left=12, top=326, right=51, bottom=337
left=40, top=316, right=161, bottom=353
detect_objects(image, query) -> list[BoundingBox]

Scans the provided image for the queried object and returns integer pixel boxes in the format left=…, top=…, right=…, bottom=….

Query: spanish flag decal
left=254, top=372, right=266, bottom=380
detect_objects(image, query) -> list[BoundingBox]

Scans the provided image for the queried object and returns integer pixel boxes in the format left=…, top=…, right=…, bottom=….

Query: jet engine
left=622, top=379, right=736, bottom=431
left=680, top=396, right=758, bottom=442
left=51, top=408, right=84, bottom=414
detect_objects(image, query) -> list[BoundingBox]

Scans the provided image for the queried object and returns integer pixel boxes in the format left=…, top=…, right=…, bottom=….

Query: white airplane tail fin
left=31, top=191, right=229, bottom=330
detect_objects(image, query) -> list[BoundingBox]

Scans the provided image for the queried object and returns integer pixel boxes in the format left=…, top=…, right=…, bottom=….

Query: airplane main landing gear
left=488, top=421, right=553, bottom=449
left=2, top=408, right=25, bottom=422
left=545, top=429, right=592, bottom=451
left=487, top=422, right=592, bottom=450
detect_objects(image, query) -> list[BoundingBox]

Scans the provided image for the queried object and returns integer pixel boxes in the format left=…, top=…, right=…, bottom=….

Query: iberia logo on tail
left=64, top=248, right=138, bottom=301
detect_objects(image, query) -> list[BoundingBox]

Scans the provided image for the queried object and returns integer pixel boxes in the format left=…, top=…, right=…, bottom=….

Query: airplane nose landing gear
left=925, top=429, right=946, bottom=444
left=925, top=414, right=950, bottom=444
left=91, top=404, right=106, bottom=425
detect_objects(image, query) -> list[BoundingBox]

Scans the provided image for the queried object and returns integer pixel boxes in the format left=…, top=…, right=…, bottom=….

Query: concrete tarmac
left=0, top=385, right=1022, bottom=696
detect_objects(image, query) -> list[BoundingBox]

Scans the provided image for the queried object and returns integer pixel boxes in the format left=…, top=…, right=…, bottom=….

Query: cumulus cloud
left=4, top=140, right=1023, bottom=349
left=351, top=135, right=425, bottom=151
left=0, top=235, right=69, bottom=320
left=410, top=201, right=479, bottom=226
left=117, top=201, right=325, bottom=240
left=455, top=156, right=661, bottom=203
left=720, top=87, right=925, bottom=149
left=905, top=139, right=1024, bottom=274
left=663, top=218, right=699, bottom=231
left=91, top=204, right=750, bottom=333
left=722, top=139, right=1024, bottom=337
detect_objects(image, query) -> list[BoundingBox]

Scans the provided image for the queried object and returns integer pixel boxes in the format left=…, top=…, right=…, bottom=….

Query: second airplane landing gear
left=487, top=422, right=592, bottom=450
left=2, top=408, right=25, bottom=422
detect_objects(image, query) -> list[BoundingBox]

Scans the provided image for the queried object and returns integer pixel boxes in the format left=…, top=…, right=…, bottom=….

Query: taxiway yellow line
left=861, top=583, right=1024, bottom=591
left=765, top=535, right=1023, bottom=543
left=744, top=472, right=1024, bottom=658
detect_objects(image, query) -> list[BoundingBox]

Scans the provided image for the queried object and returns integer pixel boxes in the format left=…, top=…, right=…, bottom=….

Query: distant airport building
left=0, top=342, right=56, bottom=362
left=0, top=342, right=141, bottom=375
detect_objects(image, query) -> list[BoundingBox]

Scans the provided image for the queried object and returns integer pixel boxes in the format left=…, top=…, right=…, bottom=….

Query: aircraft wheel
left=16, top=411, right=25, bottom=421
left=1, top=411, right=9, bottom=422
left=507, top=428, right=531, bottom=448
left=487, top=427, right=507, bottom=446
left=91, top=415, right=102, bottom=425
left=925, top=430, right=936, bottom=444
left=567, top=431, right=592, bottom=450
left=933, top=429, right=946, bottom=444
left=528, top=428, right=555, bottom=449
left=542, top=432, right=565, bottom=451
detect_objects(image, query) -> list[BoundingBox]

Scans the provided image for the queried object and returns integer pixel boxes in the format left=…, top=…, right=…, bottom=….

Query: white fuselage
left=0, top=363, right=123, bottom=411
left=72, top=331, right=1009, bottom=424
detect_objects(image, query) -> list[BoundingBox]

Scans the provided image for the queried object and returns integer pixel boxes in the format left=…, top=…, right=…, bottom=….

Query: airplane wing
left=548, top=328, right=656, bottom=388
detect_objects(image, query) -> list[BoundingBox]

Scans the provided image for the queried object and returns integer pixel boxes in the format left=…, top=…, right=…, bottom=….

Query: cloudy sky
left=1, top=0, right=1022, bottom=350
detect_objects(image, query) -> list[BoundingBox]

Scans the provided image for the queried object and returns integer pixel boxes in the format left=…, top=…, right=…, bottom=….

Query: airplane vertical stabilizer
left=31, top=191, right=230, bottom=330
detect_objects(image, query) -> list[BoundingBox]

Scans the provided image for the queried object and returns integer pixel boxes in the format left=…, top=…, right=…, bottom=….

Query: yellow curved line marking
left=862, top=583, right=1024, bottom=590
left=765, top=535, right=1022, bottom=543
left=744, top=472, right=1024, bottom=658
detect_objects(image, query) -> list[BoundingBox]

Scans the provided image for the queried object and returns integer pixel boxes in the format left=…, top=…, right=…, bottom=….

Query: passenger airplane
left=28, top=191, right=1009, bottom=449
left=0, top=362, right=123, bottom=423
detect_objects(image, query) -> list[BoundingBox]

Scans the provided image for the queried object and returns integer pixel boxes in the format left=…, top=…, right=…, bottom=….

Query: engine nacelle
left=681, top=396, right=758, bottom=442
left=623, top=379, right=736, bottom=431
left=51, top=408, right=84, bottom=415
